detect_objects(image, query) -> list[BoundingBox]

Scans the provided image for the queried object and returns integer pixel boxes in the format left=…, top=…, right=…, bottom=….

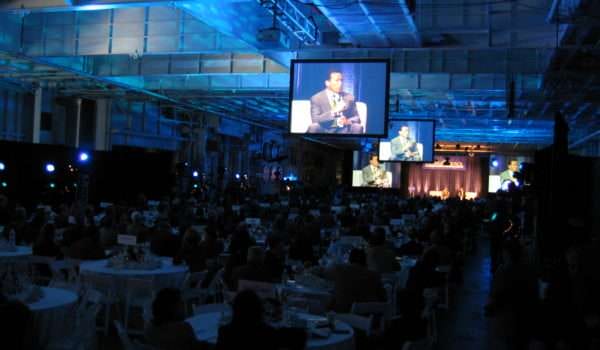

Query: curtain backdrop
left=407, top=156, right=483, bottom=197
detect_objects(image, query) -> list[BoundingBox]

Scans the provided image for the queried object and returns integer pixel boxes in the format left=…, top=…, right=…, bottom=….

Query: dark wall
left=0, top=141, right=174, bottom=208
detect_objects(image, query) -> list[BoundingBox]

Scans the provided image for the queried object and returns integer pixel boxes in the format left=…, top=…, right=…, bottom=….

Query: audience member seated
left=324, top=248, right=387, bottom=313
left=230, top=246, right=271, bottom=291
left=264, top=235, right=286, bottom=282
left=174, top=228, right=206, bottom=272
left=33, top=224, right=62, bottom=258
left=150, top=222, right=180, bottom=257
left=366, top=228, right=399, bottom=274
left=66, top=226, right=106, bottom=260
left=485, top=239, right=538, bottom=350
left=396, top=230, right=424, bottom=257
left=198, top=226, right=223, bottom=263
left=145, top=288, right=206, bottom=350
left=216, top=289, right=306, bottom=350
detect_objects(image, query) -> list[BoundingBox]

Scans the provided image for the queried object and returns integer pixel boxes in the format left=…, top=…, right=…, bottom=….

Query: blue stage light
left=45, top=163, right=56, bottom=173
left=0, top=162, right=5, bottom=171
left=235, top=173, right=240, bottom=180
left=1, top=181, right=7, bottom=188
left=78, top=152, right=89, bottom=162
left=49, top=182, right=56, bottom=189
left=193, top=184, right=199, bottom=189
left=491, top=159, right=499, bottom=168
left=192, top=171, right=199, bottom=178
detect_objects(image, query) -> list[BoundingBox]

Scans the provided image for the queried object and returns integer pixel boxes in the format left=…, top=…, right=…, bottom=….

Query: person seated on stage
left=145, top=288, right=206, bottom=350
left=367, top=228, right=400, bottom=274
left=230, top=246, right=271, bottom=291
left=323, top=248, right=387, bottom=313
left=361, top=154, right=388, bottom=187
left=390, top=126, right=422, bottom=161
left=216, top=289, right=306, bottom=350
left=440, top=187, right=450, bottom=200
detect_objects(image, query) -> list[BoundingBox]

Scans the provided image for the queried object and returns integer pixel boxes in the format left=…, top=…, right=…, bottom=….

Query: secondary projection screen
left=379, top=120, right=435, bottom=163
left=289, top=59, right=390, bottom=137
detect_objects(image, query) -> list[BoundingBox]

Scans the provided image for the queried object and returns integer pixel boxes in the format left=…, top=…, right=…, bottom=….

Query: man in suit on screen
left=307, top=70, right=364, bottom=134
left=390, top=126, right=422, bottom=161
left=362, top=154, right=388, bottom=187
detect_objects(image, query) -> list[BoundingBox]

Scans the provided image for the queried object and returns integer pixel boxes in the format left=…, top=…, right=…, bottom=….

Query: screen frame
left=378, top=118, right=436, bottom=163
left=287, top=58, right=391, bottom=138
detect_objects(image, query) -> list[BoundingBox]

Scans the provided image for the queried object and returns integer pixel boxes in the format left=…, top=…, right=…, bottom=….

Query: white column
left=32, top=87, right=42, bottom=143
left=94, top=99, right=109, bottom=150
left=74, top=98, right=81, bottom=148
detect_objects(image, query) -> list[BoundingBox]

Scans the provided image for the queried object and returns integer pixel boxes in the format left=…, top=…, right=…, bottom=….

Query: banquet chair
left=81, top=273, right=120, bottom=336
left=47, top=289, right=103, bottom=350
left=49, top=259, right=81, bottom=291
left=351, top=302, right=392, bottom=337
left=181, top=271, right=209, bottom=315
left=123, top=278, right=157, bottom=335
left=237, top=279, right=276, bottom=299
left=29, top=255, right=55, bottom=285
left=334, top=313, right=374, bottom=337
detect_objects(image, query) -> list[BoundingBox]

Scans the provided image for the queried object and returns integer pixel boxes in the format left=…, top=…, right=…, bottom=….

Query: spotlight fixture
left=45, top=163, right=56, bottom=173
left=491, top=159, right=499, bottom=168
left=192, top=171, right=199, bottom=178
left=49, top=182, right=56, bottom=189
left=78, top=152, right=89, bottom=162
left=0, top=162, right=5, bottom=171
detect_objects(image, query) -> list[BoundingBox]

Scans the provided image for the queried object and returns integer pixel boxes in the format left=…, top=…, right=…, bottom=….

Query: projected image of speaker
left=351, top=151, right=401, bottom=188
left=379, top=120, right=435, bottom=163
left=288, top=59, right=390, bottom=137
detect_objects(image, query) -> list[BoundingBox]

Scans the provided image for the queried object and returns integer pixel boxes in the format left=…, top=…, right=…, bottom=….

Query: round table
left=79, top=258, right=188, bottom=297
left=27, top=287, right=78, bottom=348
left=187, top=309, right=354, bottom=350
left=0, top=245, right=32, bottom=260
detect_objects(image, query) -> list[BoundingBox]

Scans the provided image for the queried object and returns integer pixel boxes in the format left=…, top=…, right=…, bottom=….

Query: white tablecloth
left=28, top=287, right=78, bottom=348
left=0, top=246, right=32, bottom=260
left=187, top=310, right=354, bottom=350
left=79, top=258, right=187, bottom=297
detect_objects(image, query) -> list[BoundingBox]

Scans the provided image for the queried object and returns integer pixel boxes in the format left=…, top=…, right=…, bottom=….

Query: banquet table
left=187, top=308, right=355, bottom=350
left=27, top=287, right=78, bottom=348
left=79, top=257, right=188, bottom=297
left=0, top=245, right=32, bottom=261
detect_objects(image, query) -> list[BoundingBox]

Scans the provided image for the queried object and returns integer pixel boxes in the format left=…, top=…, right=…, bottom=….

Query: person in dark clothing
left=230, top=246, right=271, bottom=291
left=0, top=298, right=34, bottom=350
left=174, top=228, right=206, bottom=272
left=485, top=239, right=538, bottom=350
left=264, top=235, right=286, bottom=282
left=396, top=230, right=424, bottom=257
left=216, top=290, right=306, bottom=350
left=145, top=288, right=206, bottom=350
left=32, top=224, right=62, bottom=258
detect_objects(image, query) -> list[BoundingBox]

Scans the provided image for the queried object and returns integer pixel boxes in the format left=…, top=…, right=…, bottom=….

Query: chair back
left=335, top=313, right=374, bottom=336
left=237, top=279, right=276, bottom=299
left=114, top=320, right=136, bottom=350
